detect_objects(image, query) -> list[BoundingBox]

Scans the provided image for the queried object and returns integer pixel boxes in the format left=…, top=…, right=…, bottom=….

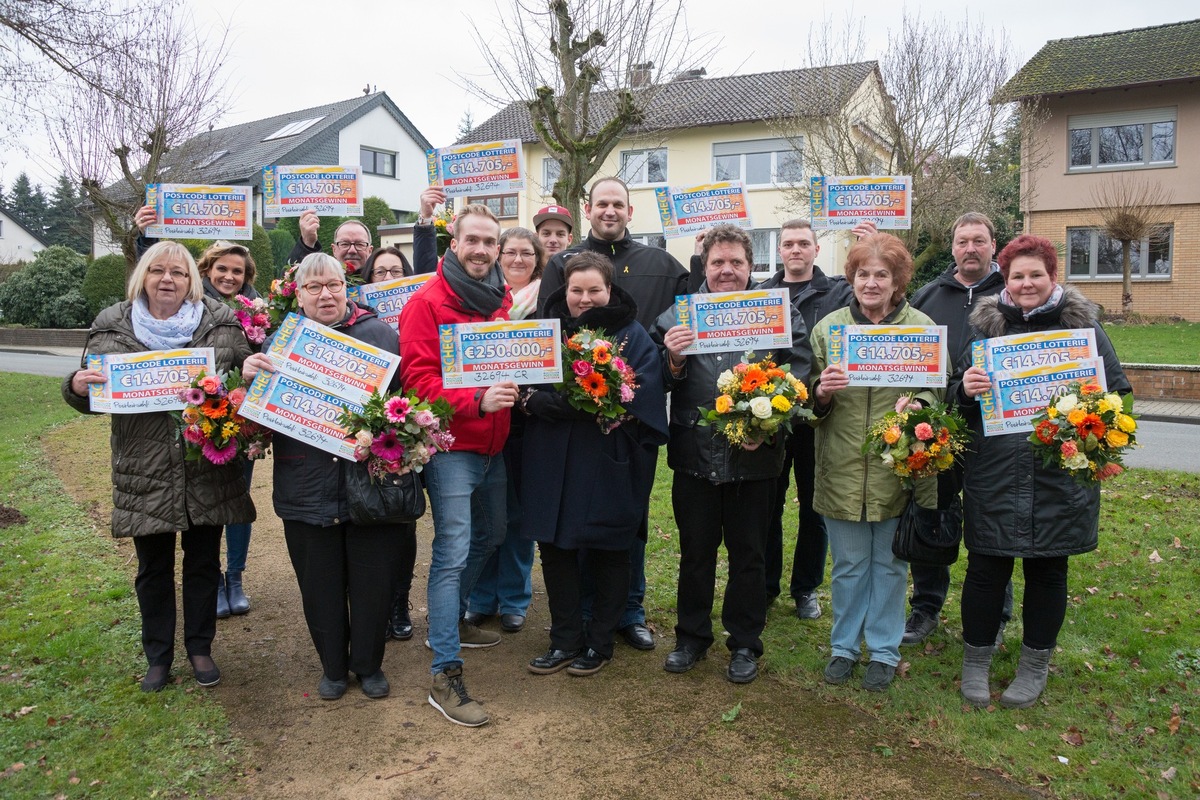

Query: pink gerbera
left=384, top=396, right=411, bottom=423
left=182, top=387, right=206, bottom=406
left=202, top=439, right=238, bottom=464
left=371, top=429, right=405, bottom=461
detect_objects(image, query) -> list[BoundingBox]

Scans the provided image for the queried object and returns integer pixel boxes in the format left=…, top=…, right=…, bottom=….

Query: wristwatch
left=417, top=216, right=433, bottom=225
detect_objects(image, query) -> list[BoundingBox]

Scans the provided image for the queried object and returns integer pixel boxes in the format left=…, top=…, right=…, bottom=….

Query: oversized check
left=976, top=329, right=1098, bottom=373
left=87, top=348, right=217, bottom=414
left=827, top=325, right=947, bottom=387
left=809, top=176, right=912, bottom=230
left=654, top=181, right=751, bottom=238
left=238, top=370, right=359, bottom=458
left=977, top=358, right=1108, bottom=437
left=674, top=289, right=791, bottom=355
left=145, top=184, right=253, bottom=240
left=440, top=319, right=562, bottom=387
left=261, top=165, right=362, bottom=217
left=266, top=313, right=399, bottom=404
left=426, top=140, right=524, bottom=197
left=347, top=274, right=433, bottom=333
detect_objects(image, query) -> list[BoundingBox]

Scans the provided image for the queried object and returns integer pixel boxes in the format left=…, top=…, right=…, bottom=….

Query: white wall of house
left=338, top=106, right=429, bottom=215
left=0, top=211, right=47, bottom=262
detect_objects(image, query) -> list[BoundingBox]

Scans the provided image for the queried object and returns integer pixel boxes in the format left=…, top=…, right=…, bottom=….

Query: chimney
left=629, top=62, right=655, bottom=89
left=672, top=67, right=707, bottom=82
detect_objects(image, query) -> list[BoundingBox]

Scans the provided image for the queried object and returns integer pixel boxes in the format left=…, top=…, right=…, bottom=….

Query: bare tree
left=781, top=12, right=1049, bottom=272
left=1089, top=176, right=1175, bottom=316
left=44, top=11, right=232, bottom=264
left=461, top=0, right=716, bottom=220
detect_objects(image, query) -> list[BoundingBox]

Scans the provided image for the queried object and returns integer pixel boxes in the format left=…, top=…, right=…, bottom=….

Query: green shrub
left=355, top=196, right=397, bottom=247
left=249, top=224, right=275, bottom=296
left=268, top=227, right=295, bottom=272
left=81, top=254, right=130, bottom=316
left=41, top=289, right=92, bottom=328
left=0, top=246, right=88, bottom=327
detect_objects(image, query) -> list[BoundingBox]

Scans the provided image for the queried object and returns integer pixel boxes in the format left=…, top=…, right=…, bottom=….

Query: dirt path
left=45, top=418, right=1036, bottom=800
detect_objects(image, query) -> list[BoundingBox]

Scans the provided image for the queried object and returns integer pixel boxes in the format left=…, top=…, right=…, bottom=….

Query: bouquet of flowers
left=434, top=209, right=454, bottom=256
left=697, top=351, right=812, bottom=447
left=266, top=263, right=301, bottom=332
left=863, top=397, right=969, bottom=487
left=177, top=369, right=271, bottom=465
left=228, top=295, right=271, bottom=344
left=1028, top=381, right=1137, bottom=483
left=337, top=390, right=455, bottom=480
left=557, top=328, right=638, bottom=431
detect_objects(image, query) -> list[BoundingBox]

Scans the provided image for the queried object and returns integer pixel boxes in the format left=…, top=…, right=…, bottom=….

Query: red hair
left=997, top=235, right=1058, bottom=283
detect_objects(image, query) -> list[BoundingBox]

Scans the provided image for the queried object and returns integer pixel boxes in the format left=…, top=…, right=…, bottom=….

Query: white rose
left=354, top=430, right=373, bottom=448
left=1065, top=452, right=1089, bottom=470
left=1055, top=394, right=1078, bottom=414
left=749, top=396, right=773, bottom=419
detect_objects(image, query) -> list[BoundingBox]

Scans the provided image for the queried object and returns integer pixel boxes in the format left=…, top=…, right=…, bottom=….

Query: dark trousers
left=393, top=521, right=418, bottom=598
left=541, top=542, right=629, bottom=659
left=283, top=519, right=403, bottom=679
left=765, top=426, right=827, bottom=600
left=961, top=552, right=1069, bottom=650
left=672, top=472, right=772, bottom=656
left=133, top=526, right=222, bottom=666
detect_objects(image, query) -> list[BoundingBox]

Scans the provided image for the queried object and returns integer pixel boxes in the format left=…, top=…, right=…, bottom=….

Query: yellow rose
left=715, top=394, right=734, bottom=414
left=771, top=395, right=792, bottom=412
left=1117, top=414, right=1137, bottom=433
left=1106, top=429, right=1129, bottom=448
left=1067, top=408, right=1086, bottom=425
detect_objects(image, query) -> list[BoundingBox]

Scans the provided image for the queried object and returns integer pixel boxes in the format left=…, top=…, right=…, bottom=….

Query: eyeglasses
left=501, top=250, right=537, bottom=260
left=334, top=241, right=371, bottom=251
left=372, top=267, right=406, bottom=279
left=148, top=267, right=189, bottom=281
left=301, top=280, right=346, bottom=296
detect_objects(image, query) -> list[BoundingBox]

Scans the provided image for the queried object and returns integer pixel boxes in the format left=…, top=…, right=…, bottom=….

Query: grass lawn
left=1103, top=321, right=1200, bottom=365
left=644, top=462, right=1199, bottom=799
left=0, top=374, right=237, bottom=798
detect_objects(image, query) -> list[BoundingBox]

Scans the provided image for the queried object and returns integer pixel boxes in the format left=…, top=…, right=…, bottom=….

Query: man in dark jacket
left=537, top=177, right=688, bottom=651
left=904, top=211, right=1008, bottom=645
left=756, top=220, right=854, bottom=620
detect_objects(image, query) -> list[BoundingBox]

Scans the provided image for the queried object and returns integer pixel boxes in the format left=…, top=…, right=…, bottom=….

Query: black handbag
left=892, top=496, right=962, bottom=566
left=344, top=462, right=426, bottom=525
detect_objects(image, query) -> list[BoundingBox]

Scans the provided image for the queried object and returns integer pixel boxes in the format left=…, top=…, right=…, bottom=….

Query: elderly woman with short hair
left=243, top=252, right=402, bottom=701
left=64, top=241, right=254, bottom=692
left=809, top=233, right=941, bottom=692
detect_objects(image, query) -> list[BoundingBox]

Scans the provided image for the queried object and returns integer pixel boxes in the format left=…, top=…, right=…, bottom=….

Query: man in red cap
left=532, top=205, right=574, bottom=257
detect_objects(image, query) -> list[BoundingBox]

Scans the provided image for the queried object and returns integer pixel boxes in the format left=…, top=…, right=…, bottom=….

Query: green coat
left=810, top=301, right=942, bottom=522
left=62, top=297, right=255, bottom=538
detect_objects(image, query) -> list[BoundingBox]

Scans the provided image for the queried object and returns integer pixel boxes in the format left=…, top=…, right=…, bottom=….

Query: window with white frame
left=619, top=148, right=668, bottom=185
left=542, top=157, right=561, bottom=191
left=713, top=138, right=803, bottom=186
left=1067, top=225, right=1173, bottom=279
left=466, top=193, right=519, bottom=218
left=1068, top=108, right=1176, bottom=170
left=747, top=229, right=778, bottom=270
left=360, top=147, right=396, bottom=177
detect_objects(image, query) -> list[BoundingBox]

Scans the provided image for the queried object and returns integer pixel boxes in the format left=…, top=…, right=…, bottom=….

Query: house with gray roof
left=1000, top=19, right=1200, bottom=320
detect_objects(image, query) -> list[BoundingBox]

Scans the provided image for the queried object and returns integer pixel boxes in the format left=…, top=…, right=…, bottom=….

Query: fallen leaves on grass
left=1059, top=727, right=1085, bottom=747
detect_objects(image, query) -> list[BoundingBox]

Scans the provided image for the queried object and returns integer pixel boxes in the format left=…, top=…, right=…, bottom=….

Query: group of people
left=64, top=176, right=1127, bottom=725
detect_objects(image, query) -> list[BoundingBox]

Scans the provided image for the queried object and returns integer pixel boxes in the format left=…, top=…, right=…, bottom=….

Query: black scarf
left=441, top=249, right=506, bottom=316
left=545, top=283, right=639, bottom=333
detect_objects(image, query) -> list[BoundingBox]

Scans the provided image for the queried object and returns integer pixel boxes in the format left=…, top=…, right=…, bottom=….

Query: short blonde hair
left=128, top=241, right=204, bottom=303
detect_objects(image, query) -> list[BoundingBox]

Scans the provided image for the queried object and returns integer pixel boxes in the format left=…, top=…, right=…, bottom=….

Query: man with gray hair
left=288, top=211, right=375, bottom=277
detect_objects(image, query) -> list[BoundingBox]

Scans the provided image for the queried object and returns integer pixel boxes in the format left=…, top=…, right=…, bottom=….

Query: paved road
left=0, top=349, right=79, bottom=377
left=1123, top=420, right=1200, bottom=473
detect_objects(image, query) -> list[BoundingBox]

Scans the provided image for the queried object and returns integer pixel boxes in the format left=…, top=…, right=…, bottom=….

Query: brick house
left=1000, top=19, right=1200, bottom=320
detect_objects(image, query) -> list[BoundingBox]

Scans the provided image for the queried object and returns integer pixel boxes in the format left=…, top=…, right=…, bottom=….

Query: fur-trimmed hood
left=968, top=285, right=1100, bottom=338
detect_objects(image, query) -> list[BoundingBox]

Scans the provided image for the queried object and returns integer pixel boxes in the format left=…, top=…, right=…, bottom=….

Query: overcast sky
left=1, top=0, right=1191, bottom=188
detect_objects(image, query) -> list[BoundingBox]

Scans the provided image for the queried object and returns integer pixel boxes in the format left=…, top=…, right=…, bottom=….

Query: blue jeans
left=467, top=475, right=534, bottom=616
left=423, top=450, right=507, bottom=675
left=825, top=515, right=906, bottom=667
left=224, top=459, right=255, bottom=573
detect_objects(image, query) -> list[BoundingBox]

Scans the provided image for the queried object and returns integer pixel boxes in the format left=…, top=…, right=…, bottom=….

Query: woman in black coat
left=953, top=235, right=1130, bottom=709
left=520, top=252, right=668, bottom=676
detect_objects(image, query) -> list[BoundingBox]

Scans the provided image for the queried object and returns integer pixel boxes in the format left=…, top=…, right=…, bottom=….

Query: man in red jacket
left=399, top=204, right=518, bottom=727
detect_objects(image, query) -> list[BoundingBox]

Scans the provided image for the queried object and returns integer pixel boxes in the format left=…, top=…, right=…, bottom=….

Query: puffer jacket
left=269, top=303, right=400, bottom=526
left=809, top=300, right=941, bottom=522
left=653, top=279, right=811, bottom=484
left=62, top=297, right=255, bottom=537
left=951, top=287, right=1130, bottom=558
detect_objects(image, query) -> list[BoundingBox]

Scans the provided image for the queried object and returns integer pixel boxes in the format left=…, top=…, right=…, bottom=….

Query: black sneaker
left=862, top=660, right=896, bottom=692
left=795, top=592, right=822, bottom=620
left=823, top=656, right=856, bottom=685
left=901, top=612, right=938, bottom=645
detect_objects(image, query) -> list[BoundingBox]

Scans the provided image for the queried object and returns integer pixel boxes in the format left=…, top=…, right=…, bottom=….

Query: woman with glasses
left=243, top=253, right=403, bottom=701
left=463, top=228, right=545, bottom=634
left=63, top=242, right=254, bottom=691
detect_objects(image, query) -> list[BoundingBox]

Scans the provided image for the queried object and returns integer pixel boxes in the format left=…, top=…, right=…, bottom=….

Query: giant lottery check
left=144, top=184, right=253, bottom=240
left=238, top=370, right=360, bottom=458
left=976, top=359, right=1108, bottom=437
left=348, top=274, right=432, bottom=333
left=439, top=319, right=562, bottom=388
left=87, top=348, right=217, bottom=414
left=976, top=329, right=1098, bottom=373
left=674, top=289, right=791, bottom=355
left=654, top=181, right=752, bottom=238
left=827, top=324, right=947, bottom=387
left=426, top=140, right=524, bottom=197
left=809, top=176, right=912, bottom=230
left=261, top=166, right=362, bottom=217
left=266, top=313, right=399, bottom=404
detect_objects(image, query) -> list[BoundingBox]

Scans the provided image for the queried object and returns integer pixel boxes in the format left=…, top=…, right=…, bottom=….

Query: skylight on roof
left=198, top=150, right=228, bottom=169
left=262, top=116, right=325, bottom=142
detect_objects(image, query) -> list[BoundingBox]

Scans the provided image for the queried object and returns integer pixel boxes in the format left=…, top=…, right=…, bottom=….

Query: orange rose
left=715, top=394, right=734, bottom=414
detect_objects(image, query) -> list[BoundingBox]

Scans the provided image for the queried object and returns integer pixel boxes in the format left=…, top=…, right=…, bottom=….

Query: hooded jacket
left=539, top=231, right=688, bottom=330
left=62, top=297, right=255, bottom=537
left=654, top=278, right=811, bottom=484
left=951, top=286, right=1130, bottom=558
left=910, top=264, right=1004, bottom=367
